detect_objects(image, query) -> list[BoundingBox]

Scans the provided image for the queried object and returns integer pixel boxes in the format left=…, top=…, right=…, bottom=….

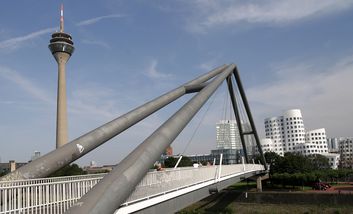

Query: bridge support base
left=256, top=176, right=262, bottom=192
left=256, top=174, right=269, bottom=192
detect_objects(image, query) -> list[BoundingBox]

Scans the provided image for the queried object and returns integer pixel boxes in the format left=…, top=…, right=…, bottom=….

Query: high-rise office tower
left=216, top=120, right=241, bottom=150
left=48, top=5, right=74, bottom=148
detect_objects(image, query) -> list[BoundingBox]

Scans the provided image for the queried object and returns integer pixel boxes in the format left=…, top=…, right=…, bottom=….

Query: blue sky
left=1, top=0, right=353, bottom=166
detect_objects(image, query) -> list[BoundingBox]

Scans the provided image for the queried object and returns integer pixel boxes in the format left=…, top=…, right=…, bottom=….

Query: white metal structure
left=0, top=164, right=264, bottom=214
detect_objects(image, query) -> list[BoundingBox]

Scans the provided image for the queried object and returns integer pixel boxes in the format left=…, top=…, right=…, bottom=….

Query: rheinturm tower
left=49, top=4, right=74, bottom=148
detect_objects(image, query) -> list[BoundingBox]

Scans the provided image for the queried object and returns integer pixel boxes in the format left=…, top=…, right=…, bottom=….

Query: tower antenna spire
left=60, top=4, right=64, bottom=32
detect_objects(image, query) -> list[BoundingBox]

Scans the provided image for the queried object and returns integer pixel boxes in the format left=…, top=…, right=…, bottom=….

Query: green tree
left=49, top=164, right=86, bottom=177
left=308, top=154, right=330, bottom=170
left=264, top=152, right=283, bottom=175
left=278, top=152, right=314, bottom=174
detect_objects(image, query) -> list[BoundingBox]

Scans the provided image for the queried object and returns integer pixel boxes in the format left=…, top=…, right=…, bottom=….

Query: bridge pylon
left=1, top=64, right=267, bottom=214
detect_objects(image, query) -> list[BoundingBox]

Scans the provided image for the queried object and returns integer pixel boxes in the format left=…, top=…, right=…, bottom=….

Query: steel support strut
left=232, top=67, right=267, bottom=170
left=66, top=64, right=236, bottom=214
left=1, top=65, right=228, bottom=181
left=226, top=75, right=249, bottom=163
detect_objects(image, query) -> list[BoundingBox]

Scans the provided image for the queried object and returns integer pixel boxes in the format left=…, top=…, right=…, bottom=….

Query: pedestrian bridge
left=0, top=164, right=265, bottom=214
left=1, top=64, right=268, bottom=213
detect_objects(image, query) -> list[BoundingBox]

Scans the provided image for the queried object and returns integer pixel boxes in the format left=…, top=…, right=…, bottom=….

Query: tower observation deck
left=49, top=4, right=74, bottom=56
left=49, top=32, right=74, bottom=56
left=49, top=4, right=74, bottom=148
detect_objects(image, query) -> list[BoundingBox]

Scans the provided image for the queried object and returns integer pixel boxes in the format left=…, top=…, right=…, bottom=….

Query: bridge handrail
left=124, top=164, right=264, bottom=203
left=0, top=176, right=104, bottom=190
left=0, top=164, right=265, bottom=214
left=122, top=164, right=264, bottom=206
left=0, top=173, right=106, bottom=187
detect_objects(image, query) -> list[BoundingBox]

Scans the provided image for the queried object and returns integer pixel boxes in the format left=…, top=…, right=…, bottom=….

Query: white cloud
left=0, top=65, right=123, bottom=120
left=247, top=55, right=353, bottom=137
left=0, top=101, right=15, bottom=105
left=81, top=39, right=110, bottom=49
left=198, top=55, right=223, bottom=71
left=0, top=27, right=56, bottom=51
left=77, top=14, right=126, bottom=26
left=187, top=0, right=353, bottom=32
left=0, top=66, right=54, bottom=104
left=145, top=59, right=172, bottom=79
left=69, top=86, right=120, bottom=119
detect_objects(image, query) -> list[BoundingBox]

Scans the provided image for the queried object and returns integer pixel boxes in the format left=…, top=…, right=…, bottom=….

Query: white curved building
left=264, top=109, right=305, bottom=156
left=260, top=138, right=275, bottom=153
left=295, top=128, right=328, bottom=154
left=262, top=109, right=339, bottom=169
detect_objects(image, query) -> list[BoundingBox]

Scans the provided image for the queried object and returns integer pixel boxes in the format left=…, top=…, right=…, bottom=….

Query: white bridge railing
left=0, top=164, right=264, bottom=214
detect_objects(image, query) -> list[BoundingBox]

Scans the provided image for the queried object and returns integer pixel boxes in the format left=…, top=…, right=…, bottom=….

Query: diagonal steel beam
left=226, top=75, right=249, bottom=163
left=232, top=66, right=267, bottom=170
left=1, top=65, right=228, bottom=181
left=66, top=64, right=236, bottom=214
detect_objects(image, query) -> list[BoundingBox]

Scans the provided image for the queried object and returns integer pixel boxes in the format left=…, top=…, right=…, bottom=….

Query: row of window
left=309, top=132, right=325, bottom=136
left=288, top=138, right=305, bottom=142
left=299, top=150, right=327, bottom=154
left=297, top=145, right=327, bottom=149
left=265, top=116, right=303, bottom=124
left=286, top=117, right=302, bottom=121
left=340, top=145, right=353, bottom=148
left=265, top=122, right=304, bottom=130
left=265, top=118, right=283, bottom=124
left=341, top=149, right=353, bottom=152
left=266, top=129, right=305, bottom=135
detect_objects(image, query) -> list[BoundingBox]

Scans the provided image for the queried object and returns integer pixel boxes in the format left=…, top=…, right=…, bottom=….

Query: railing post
left=218, top=153, right=223, bottom=181
left=242, top=156, right=245, bottom=171
left=174, top=156, right=183, bottom=169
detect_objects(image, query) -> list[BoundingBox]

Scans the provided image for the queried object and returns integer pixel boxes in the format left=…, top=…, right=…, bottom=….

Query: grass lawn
left=178, top=181, right=353, bottom=214
left=179, top=202, right=353, bottom=214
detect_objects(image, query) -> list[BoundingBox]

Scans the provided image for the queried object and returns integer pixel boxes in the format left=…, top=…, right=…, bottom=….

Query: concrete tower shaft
left=54, top=52, right=70, bottom=148
left=49, top=5, right=74, bottom=148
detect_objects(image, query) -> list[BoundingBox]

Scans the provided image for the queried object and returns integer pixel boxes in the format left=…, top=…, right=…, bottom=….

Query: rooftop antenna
left=60, top=4, right=64, bottom=32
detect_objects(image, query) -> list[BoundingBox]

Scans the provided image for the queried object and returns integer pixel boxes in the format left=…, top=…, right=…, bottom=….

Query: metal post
left=218, top=153, right=223, bottom=181
left=174, top=156, right=183, bottom=169
left=232, top=67, right=267, bottom=170
left=226, top=76, right=249, bottom=163
left=66, top=64, right=235, bottom=214
left=1, top=65, right=228, bottom=181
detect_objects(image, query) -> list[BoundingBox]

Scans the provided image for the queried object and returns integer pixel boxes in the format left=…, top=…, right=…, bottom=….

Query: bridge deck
left=0, top=164, right=265, bottom=214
